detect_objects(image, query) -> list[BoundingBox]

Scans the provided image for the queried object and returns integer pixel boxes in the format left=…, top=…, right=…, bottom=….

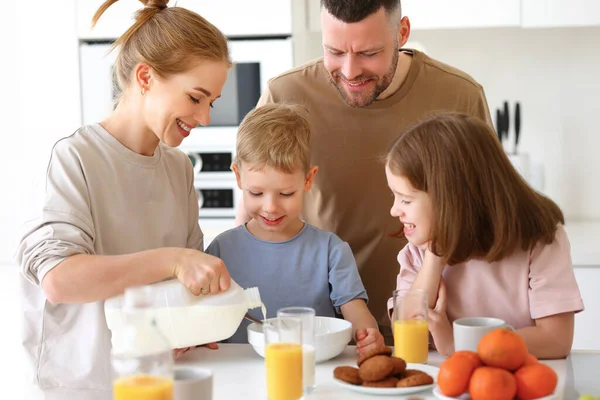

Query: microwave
left=79, top=38, right=293, bottom=126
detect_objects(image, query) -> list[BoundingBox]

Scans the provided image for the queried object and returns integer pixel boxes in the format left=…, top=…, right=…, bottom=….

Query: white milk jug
left=105, top=279, right=262, bottom=349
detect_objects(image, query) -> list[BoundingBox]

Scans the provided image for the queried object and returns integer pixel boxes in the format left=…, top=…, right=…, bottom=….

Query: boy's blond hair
left=234, top=103, right=312, bottom=173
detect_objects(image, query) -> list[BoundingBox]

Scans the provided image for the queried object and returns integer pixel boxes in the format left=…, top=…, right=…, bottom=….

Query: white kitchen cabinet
left=573, top=267, right=600, bottom=351
left=303, top=0, right=521, bottom=31
left=522, top=0, right=600, bottom=28
left=76, top=0, right=292, bottom=40
left=177, top=0, right=292, bottom=37
left=402, top=0, right=521, bottom=29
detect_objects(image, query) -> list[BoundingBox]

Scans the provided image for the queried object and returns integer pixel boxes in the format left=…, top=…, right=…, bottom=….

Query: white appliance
left=79, top=38, right=294, bottom=128
left=79, top=38, right=294, bottom=241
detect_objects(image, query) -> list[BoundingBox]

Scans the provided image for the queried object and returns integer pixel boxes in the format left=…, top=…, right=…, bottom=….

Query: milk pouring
left=105, top=279, right=262, bottom=348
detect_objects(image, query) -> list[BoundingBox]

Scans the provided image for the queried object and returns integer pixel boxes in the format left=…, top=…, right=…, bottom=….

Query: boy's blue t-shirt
left=205, top=223, right=368, bottom=343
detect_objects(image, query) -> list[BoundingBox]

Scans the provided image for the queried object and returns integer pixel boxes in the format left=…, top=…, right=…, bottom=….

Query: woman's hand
left=173, top=347, right=192, bottom=360
left=428, top=280, right=454, bottom=356
left=172, top=249, right=231, bottom=296
left=173, top=342, right=219, bottom=360
left=355, top=328, right=385, bottom=354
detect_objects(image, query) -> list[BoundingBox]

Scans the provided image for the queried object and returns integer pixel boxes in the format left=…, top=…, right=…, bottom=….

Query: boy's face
left=233, top=163, right=318, bottom=241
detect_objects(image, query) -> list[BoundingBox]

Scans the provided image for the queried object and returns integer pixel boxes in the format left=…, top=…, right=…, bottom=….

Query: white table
left=177, top=344, right=595, bottom=399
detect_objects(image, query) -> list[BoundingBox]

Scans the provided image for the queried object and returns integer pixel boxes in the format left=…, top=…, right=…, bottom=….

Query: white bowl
left=247, top=316, right=353, bottom=363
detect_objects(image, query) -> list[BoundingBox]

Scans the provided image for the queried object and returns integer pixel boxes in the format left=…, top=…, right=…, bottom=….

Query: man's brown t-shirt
left=258, top=50, right=492, bottom=339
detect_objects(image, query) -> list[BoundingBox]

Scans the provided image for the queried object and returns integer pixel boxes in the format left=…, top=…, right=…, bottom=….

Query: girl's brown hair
left=386, top=112, right=564, bottom=265
left=92, top=0, right=231, bottom=98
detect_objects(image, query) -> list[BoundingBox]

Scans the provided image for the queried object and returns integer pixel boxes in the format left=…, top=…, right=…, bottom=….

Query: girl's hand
left=423, top=248, right=446, bottom=271
left=355, top=328, right=385, bottom=354
left=428, top=280, right=454, bottom=356
left=173, top=249, right=231, bottom=296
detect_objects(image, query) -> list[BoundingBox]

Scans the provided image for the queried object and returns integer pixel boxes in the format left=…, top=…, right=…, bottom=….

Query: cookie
left=390, top=356, right=407, bottom=375
left=397, top=368, right=427, bottom=379
left=362, top=376, right=398, bottom=388
left=333, top=366, right=362, bottom=385
left=358, top=355, right=395, bottom=382
left=396, top=373, right=434, bottom=388
left=357, top=346, right=393, bottom=366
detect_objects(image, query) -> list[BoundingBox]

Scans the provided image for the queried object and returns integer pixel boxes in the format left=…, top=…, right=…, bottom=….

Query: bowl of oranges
left=433, top=328, right=558, bottom=400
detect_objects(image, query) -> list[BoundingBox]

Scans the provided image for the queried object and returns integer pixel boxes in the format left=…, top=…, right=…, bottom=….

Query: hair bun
left=141, top=0, right=168, bottom=10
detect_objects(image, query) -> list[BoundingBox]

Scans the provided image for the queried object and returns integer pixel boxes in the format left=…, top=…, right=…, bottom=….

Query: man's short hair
left=321, top=0, right=401, bottom=23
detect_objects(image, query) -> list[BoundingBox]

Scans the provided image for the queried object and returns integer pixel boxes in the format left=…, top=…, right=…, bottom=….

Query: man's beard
left=329, top=46, right=399, bottom=108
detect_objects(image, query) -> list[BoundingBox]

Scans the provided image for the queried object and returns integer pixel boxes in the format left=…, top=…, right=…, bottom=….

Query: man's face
left=321, top=7, right=400, bottom=108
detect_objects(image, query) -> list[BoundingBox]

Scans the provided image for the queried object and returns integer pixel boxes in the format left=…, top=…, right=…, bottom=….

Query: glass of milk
left=277, top=307, right=316, bottom=394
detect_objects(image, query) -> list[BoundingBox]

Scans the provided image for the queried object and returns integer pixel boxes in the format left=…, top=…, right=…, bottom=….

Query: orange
left=477, top=328, right=528, bottom=371
left=523, top=353, right=539, bottom=366
left=437, top=354, right=475, bottom=397
left=469, top=366, right=517, bottom=400
left=453, top=350, right=483, bottom=369
left=514, top=363, right=558, bottom=400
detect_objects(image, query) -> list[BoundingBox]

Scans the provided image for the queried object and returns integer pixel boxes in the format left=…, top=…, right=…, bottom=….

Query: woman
left=385, top=112, right=584, bottom=358
left=16, top=1, right=232, bottom=398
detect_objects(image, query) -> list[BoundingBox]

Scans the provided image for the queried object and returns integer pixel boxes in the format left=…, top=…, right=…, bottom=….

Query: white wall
left=0, top=2, right=79, bottom=396
left=293, top=27, right=600, bottom=221
left=0, top=0, right=81, bottom=266
left=409, top=27, right=600, bottom=221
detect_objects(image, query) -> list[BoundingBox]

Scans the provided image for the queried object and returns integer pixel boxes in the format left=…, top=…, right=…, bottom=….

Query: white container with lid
left=105, top=279, right=262, bottom=349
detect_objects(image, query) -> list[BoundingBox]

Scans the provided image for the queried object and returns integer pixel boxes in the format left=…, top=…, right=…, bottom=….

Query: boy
left=206, top=103, right=384, bottom=354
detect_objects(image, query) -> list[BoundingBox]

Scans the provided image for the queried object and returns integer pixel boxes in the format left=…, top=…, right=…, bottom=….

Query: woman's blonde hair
left=234, top=104, right=312, bottom=173
left=92, top=0, right=231, bottom=98
left=386, top=112, right=564, bottom=265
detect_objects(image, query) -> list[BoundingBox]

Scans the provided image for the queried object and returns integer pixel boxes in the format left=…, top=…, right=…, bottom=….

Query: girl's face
left=385, top=165, right=433, bottom=249
left=144, top=60, right=229, bottom=147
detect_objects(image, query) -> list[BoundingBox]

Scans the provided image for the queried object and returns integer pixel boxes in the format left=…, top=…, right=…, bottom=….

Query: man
left=236, top=0, right=492, bottom=342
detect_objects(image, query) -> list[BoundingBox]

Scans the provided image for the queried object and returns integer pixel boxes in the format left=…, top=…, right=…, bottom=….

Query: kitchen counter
left=177, top=344, right=598, bottom=399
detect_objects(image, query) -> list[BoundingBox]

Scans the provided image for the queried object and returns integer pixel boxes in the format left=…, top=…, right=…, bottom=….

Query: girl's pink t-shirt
left=387, top=225, right=584, bottom=328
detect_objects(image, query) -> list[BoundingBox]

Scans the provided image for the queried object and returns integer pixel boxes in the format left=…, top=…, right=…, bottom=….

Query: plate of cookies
left=333, top=346, right=438, bottom=395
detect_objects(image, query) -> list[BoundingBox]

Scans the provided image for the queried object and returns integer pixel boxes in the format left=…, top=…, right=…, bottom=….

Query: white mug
left=174, top=366, right=213, bottom=400
left=453, top=317, right=514, bottom=352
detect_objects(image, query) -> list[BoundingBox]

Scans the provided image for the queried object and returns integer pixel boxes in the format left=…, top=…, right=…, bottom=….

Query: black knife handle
left=495, top=108, right=503, bottom=143
left=515, top=102, right=521, bottom=147
left=502, top=101, right=510, bottom=141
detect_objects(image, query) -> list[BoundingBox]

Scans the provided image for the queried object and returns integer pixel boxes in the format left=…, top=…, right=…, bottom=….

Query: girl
left=385, top=112, right=583, bottom=359
left=16, top=1, right=232, bottom=399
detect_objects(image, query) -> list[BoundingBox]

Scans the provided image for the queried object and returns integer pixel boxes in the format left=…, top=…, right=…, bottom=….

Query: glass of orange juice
left=392, top=289, right=429, bottom=364
left=277, top=307, right=316, bottom=394
left=264, top=316, right=303, bottom=400
left=113, top=375, right=173, bottom=400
